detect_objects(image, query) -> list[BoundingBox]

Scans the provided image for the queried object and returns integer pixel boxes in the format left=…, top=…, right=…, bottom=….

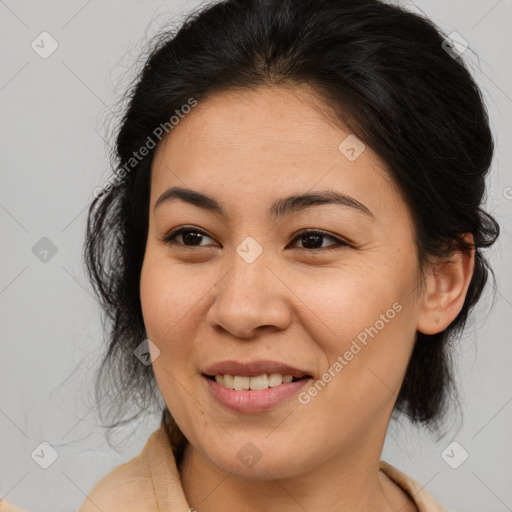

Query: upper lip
left=202, top=360, right=313, bottom=379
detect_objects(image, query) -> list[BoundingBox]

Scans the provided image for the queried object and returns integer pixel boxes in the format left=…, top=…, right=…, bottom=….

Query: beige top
left=0, top=420, right=451, bottom=512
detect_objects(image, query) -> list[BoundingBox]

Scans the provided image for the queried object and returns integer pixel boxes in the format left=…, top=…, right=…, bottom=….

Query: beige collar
left=76, top=420, right=449, bottom=512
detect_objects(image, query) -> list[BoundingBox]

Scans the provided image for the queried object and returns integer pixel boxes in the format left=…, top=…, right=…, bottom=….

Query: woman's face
left=140, top=85, right=427, bottom=479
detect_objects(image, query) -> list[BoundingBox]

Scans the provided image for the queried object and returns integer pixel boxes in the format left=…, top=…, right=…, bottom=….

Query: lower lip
left=202, top=375, right=312, bottom=413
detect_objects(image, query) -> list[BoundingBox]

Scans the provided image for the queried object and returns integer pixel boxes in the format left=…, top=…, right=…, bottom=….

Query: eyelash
left=161, top=226, right=350, bottom=252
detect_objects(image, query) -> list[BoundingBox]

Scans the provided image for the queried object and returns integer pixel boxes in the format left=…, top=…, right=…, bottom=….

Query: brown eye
left=162, top=227, right=217, bottom=247
left=289, top=230, right=349, bottom=251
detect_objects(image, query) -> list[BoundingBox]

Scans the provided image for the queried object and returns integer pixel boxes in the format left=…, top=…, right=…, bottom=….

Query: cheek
left=293, top=265, right=417, bottom=413
left=289, top=263, right=407, bottom=350
left=139, top=255, right=199, bottom=416
left=139, top=249, right=219, bottom=377
left=140, top=250, right=200, bottom=341
left=140, top=257, right=170, bottom=341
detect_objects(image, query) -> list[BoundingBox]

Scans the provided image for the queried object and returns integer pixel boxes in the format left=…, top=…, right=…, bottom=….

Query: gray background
left=0, top=1, right=511, bottom=511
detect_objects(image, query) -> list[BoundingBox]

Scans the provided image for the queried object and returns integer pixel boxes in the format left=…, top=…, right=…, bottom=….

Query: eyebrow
left=154, top=186, right=375, bottom=221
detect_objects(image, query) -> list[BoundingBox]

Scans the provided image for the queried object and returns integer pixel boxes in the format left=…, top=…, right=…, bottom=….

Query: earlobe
left=416, top=234, right=475, bottom=335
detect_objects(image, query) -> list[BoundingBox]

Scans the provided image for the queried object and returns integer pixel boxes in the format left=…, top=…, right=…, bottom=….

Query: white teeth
left=223, top=374, right=233, bottom=388
left=249, top=374, right=268, bottom=390
left=268, top=373, right=283, bottom=387
left=214, top=373, right=296, bottom=390
left=233, top=375, right=250, bottom=390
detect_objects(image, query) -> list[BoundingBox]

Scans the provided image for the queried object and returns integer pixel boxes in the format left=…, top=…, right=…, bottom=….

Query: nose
left=206, top=244, right=292, bottom=339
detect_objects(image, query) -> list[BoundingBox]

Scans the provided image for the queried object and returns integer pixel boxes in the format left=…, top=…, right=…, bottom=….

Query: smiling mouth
left=203, top=373, right=311, bottom=391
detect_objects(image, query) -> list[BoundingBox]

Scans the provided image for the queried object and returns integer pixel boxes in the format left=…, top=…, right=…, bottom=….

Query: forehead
left=154, top=85, right=364, bottom=162
left=150, top=85, right=406, bottom=224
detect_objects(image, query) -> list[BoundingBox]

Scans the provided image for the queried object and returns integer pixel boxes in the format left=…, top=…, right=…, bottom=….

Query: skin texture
left=139, top=85, right=475, bottom=512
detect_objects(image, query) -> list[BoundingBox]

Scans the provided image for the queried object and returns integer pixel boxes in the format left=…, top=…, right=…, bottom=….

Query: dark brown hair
left=84, top=0, right=499, bottom=443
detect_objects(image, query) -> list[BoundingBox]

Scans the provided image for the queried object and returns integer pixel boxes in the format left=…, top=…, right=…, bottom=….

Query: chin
left=203, top=438, right=312, bottom=481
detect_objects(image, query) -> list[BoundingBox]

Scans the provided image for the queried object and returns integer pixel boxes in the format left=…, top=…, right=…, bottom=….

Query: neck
left=178, top=438, right=400, bottom=512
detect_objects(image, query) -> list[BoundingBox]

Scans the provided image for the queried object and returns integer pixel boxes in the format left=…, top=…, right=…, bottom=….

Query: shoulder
left=79, top=429, right=164, bottom=512
left=0, top=500, right=27, bottom=512
left=379, top=460, right=450, bottom=512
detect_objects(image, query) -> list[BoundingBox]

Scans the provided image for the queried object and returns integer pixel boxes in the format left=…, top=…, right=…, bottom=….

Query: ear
left=417, top=233, right=475, bottom=335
